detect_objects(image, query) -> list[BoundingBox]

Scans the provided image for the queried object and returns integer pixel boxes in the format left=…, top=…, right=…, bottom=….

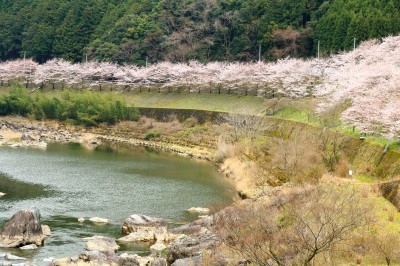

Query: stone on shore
left=168, top=228, right=218, bottom=261
left=151, top=257, right=168, bottom=266
left=118, top=254, right=142, bottom=266
left=84, top=236, right=119, bottom=253
left=0, top=208, right=47, bottom=248
left=171, top=256, right=202, bottom=266
left=0, top=192, right=6, bottom=197
left=78, top=217, right=85, bottom=223
left=150, top=242, right=167, bottom=252
left=186, top=207, right=210, bottom=214
left=21, top=133, right=34, bottom=141
left=51, top=257, right=72, bottom=266
left=118, top=230, right=155, bottom=242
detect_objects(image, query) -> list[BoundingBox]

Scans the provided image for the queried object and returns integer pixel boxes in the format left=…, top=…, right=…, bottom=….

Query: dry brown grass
left=335, top=158, right=350, bottom=178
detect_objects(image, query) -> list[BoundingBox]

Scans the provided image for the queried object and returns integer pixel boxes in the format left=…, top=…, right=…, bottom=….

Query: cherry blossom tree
left=1, top=35, right=400, bottom=137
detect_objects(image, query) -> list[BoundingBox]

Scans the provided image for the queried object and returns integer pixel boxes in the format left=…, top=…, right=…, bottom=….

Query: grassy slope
left=119, top=92, right=266, bottom=115
left=1, top=86, right=395, bottom=148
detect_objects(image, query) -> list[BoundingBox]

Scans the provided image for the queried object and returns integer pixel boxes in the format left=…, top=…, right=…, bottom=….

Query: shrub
left=214, top=184, right=373, bottom=266
left=0, top=86, right=33, bottom=116
left=214, top=140, right=234, bottom=163
left=145, top=131, right=161, bottom=140
left=183, top=117, right=198, bottom=128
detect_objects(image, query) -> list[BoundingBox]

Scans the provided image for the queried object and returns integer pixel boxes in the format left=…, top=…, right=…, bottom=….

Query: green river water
left=0, top=143, right=234, bottom=265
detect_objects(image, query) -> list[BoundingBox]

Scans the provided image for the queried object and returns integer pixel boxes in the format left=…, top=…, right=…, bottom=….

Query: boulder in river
left=19, top=244, right=38, bottom=250
left=89, top=217, right=109, bottom=224
left=0, top=208, right=47, bottom=248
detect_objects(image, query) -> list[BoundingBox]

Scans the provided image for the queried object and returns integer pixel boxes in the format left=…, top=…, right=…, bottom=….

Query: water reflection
left=0, top=143, right=234, bottom=260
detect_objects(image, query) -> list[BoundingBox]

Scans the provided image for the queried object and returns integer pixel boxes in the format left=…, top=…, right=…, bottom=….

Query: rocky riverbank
left=0, top=117, right=213, bottom=160
left=0, top=116, right=249, bottom=265
left=0, top=118, right=99, bottom=149
left=0, top=207, right=220, bottom=266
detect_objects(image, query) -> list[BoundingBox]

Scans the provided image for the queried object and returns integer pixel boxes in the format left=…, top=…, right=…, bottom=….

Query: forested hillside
left=1, top=0, right=400, bottom=64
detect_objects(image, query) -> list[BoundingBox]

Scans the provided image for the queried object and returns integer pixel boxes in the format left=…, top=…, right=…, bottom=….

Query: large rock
left=168, top=228, right=218, bottom=261
left=122, top=214, right=167, bottom=234
left=79, top=250, right=120, bottom=264
left=118, top=256, right=140, bottom=266
left=118, top=230, right=156, bottom=242
left=21, top=133, right=34, bottom=141
left=169, top=216, right=214, bottom=235
left=0, top=208, right=47, bottom=247
left=79, top=250, right=107, bottom=263
left=84, top=236, right=119, bottom=253
left=151, top=257, right=168, bottom=266
left=120, top=214, right=168, bottom=242
left=171, top=256, right=202, bottom=266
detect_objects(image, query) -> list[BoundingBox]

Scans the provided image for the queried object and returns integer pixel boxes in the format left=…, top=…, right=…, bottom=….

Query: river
left=0, top=143, right=234, bottom=264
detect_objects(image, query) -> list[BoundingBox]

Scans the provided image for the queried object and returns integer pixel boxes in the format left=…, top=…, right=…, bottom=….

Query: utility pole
left=258, top=44, right=261, bottom=62
left=317, top=41, right=320, bottom=59
left=146, top=56, right=148, bottom=67
left=85, top=53, right=88, bottom=63
left=23, top=51, right=26, bottom=60
left=353, top=37, right=356, bottom=50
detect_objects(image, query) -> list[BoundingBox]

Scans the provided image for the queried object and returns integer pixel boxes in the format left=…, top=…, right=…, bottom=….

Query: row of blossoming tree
left=1, top=36, right=400, bottom=138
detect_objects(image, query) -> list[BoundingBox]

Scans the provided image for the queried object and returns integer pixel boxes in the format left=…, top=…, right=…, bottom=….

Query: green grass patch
left=355, top=175, right=377, bottom=183
left=271, top=106, right=320, bottom=125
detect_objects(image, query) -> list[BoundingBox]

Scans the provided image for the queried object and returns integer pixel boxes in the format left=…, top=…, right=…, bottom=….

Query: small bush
left=214, top=140, right=234, bottom=163
left=145, top=131, right=161, bottom=140
left=183, top=117, right=198, bottom=128
left=335, top=159, right=350, bottom=177
left=388, top=210, right=396, bottom=222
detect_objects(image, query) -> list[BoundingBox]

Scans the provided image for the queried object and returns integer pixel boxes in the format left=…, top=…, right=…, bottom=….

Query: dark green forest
left=1, top=0, right=399, bottom=64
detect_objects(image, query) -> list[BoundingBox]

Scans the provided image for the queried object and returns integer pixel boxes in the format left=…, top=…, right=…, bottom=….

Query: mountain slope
left=1, top=0, right=399, bottom=63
